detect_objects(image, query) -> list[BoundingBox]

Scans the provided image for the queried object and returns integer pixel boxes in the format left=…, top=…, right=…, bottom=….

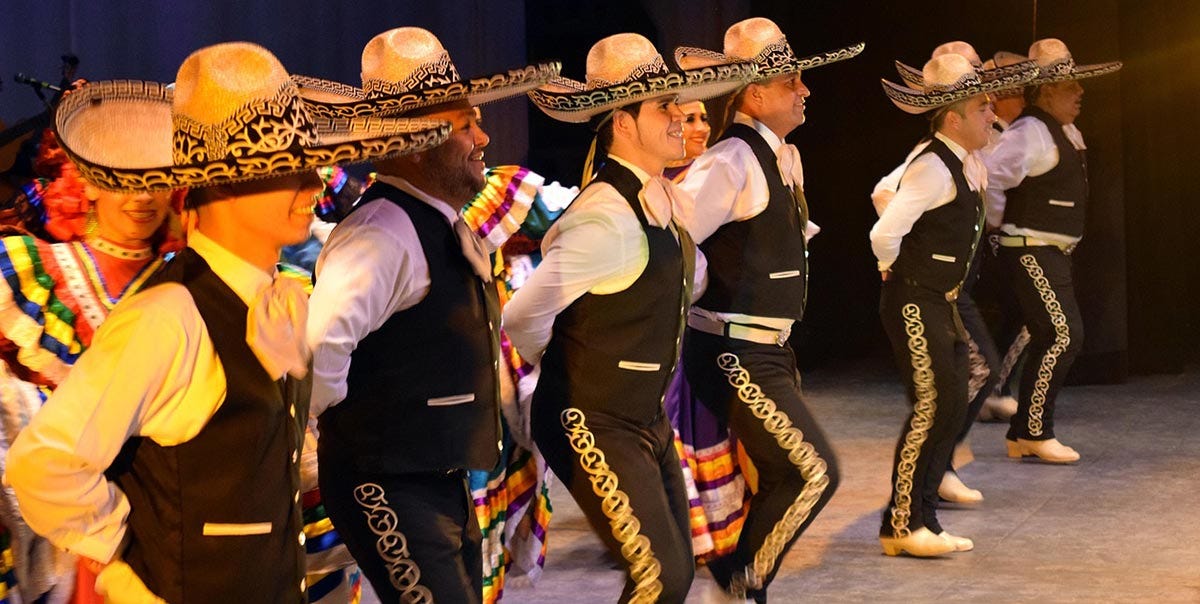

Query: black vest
left=1003, top=106, right=1089, bottom=237
left=108, top=248, right=306, bottom=603
left=696, top=123, right=808, bottom=320
left=534, top=162, right=694, bottom=424
left=891, top=138, right=986, bottom=294
left=317, top=183, right=500, bottom=474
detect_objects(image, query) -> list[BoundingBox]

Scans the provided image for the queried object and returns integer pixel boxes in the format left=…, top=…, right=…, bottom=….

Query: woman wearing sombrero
left=504, top=32, right=754, bottom=603
left=7, top=41, right=449, bottom=602
left=871, top=52, right=1039, bottom=557
left=984, top=39, right=1121, bottom=464
left=671, top=17, right=860, bottom=602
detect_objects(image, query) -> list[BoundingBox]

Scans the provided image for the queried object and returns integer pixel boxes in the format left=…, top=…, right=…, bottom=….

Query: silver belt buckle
left=775, top=325, right=792, bottom=346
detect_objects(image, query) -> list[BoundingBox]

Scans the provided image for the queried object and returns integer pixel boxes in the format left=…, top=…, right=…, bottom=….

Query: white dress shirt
left=306, top=175, right=469, bottom=417
left=984, top=115, right=1087, bottom=243
left=676, top=113, right=819, bottom=331
left=870, top=132, right=985, bottom=272
left=502, top=155, right=699, bottom=364
left=4, top=231, right=271, bottom=563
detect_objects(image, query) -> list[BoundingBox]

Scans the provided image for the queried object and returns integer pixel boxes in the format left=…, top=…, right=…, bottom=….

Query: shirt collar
left=188, top=230, right=273, bottom=307
left=375, top=174, right=462, bottom=225
left=608, top=154, right=653, bottom=185
left=933, top=131, right=970, bottom=161
left=733, top=112, right=786, bottom=153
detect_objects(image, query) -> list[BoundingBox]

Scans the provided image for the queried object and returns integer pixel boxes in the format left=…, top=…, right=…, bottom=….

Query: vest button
left=299, top=532, right=306, bottom=546
left=294, top=490, right=300, bottom=504
left=289, top=404, right=296, bottom=418
left=300, top=578, right=307, bottom=592
left=292, top=450, right=298, bottom=463
left=497, top=439, right=503, bottom=452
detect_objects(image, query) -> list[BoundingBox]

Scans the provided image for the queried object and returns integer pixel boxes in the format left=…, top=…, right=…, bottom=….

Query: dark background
left=2, top=0, right=1195, bottom=377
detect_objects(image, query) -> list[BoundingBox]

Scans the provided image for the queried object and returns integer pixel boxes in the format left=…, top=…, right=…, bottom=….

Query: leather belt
left=998, top=234, right=1077, bottom=255
left=688, top=314, right=791, bottom=347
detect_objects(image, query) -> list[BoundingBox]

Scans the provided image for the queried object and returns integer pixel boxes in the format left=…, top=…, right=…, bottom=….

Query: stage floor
left=503, top=359, right=1200, bottom=603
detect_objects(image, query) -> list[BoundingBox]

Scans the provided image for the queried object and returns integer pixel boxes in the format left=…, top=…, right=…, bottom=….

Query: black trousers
left=879, top=281, right=969, bottom=536
left=974, top=234, right=1029, bottom=397
left=683, top=329, right=838, bottom=601
left=952, top=245, right=1002, bottom=470
left=1001, top=245, right=1084, bottom=441
left=533, top=405, right=694, bottom=604
left=318, top=455, right=482, bottom=604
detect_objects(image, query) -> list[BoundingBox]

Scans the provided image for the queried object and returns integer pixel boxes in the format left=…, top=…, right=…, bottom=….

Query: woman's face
left=678, top=100, right=710, bottom=160
left=89, top=186, right=172, bottom=247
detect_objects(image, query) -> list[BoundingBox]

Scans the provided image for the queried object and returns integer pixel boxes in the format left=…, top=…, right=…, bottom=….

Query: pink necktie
left=246, top=275, right=311, bottom=380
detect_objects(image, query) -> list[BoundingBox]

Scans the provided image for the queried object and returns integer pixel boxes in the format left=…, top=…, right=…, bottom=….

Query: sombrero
left=302, top=27, right=561, bottom=119
left=882, top=53, right=1040, bottom=115
left=674, top=17, right=863, bottom=79
left=528, top=32, right=758, bottom=124
left=895, top=41, right=983, bottom=89
left=982, top=51, right=1031, bottom=98
left=1023, top=38, right=1122, bottom=86
left=54, top=42, right=451, bottom=192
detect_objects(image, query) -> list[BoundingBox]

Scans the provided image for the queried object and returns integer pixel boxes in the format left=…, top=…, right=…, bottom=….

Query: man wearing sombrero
left=872, top=52, right=1039, bottom=557
left=6, top=42, right=448, bottom=602
left=871, top=42, right=1035, bottom=508
left=669, top=17, right=861, bottom=601
left=506, top=32, right=754, bottom=603
left=984, top=39, right=1122, bottom=464
left=304, top=27, right=557, bottom=603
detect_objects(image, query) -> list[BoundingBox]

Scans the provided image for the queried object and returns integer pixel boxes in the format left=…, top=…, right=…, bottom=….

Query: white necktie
left=454, top=218, right=493, bottom=282
left=1062, top=124, right=1087, bottom=151
left=777, top=144, right=805, bottom=190
left=246, top=275, right=310, bottom=380
left=963, top=152, right=988, bottom=193
left=640, top=176, right=678, bottom=227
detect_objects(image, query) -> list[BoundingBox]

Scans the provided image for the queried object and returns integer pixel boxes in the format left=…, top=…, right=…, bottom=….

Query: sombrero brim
left=1025, top=60, right=1122, bottom=86
left=674, top=42, right=865, bottom=78
left=883, top=61, right=1041, bottom=114
left=895, top=58, right=1038, bottom=92
left=527, top=62, right=759, bottom=124
left=302, top=62, right=562, bottom=119
left=54, top=79, right=452, bottom=192
left=895, top=60, right=925, bottom=89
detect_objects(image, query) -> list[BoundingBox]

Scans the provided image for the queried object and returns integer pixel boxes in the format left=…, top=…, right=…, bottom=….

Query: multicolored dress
left=0, top=235, right=164, bottom=603
left=663, top=159, right=752, bottom=563
left=461, top=166, right=574, bottom=603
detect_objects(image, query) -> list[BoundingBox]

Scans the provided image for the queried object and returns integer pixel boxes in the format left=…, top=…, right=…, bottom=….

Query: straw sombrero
left=303, top=27, right=561, bottom=119
left=674, top=17, right=863, bottom=79
left=527, top=32, right=758, bottom=124
left=895, top=41, right=984, bottom=89
left=54, top=42, right=451, bottom=192
left=882, top=53, right=1040, bottom=115
left=982, top=51, right=1031, bottom=99
left=1023, top=38, right=1122, bottom=86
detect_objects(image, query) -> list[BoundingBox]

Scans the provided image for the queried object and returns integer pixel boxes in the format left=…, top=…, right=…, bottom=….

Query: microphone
left=13, top=73, right=62, bottom=92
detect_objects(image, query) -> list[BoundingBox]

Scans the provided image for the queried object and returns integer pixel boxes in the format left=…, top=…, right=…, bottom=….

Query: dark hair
left=1023, top=84, right=1043, bottom=105
left=929, top=98, right=970, bottom=133
left=592, top=101, right=644, bottom=155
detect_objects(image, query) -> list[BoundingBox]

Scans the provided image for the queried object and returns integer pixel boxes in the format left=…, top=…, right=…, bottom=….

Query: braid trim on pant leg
left=1018, top=254, right=1072, bottom=438
left=889, top=303, right=939, bottom=539
left=560, top=408, right=663, bottom=604
left=716, top=352, right=830, bottom=594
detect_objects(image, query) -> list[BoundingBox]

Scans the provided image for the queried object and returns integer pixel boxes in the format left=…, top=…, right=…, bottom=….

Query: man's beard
left=425, top=145, right=486, bottom=204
